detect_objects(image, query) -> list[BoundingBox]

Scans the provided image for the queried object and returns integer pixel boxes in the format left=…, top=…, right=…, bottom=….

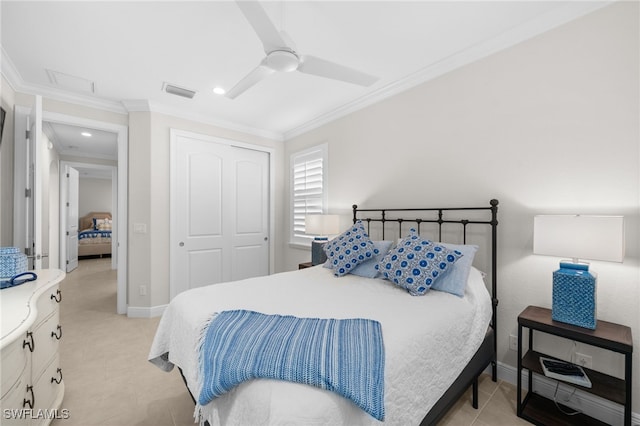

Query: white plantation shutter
left=290, top=144, right=328, bottom=245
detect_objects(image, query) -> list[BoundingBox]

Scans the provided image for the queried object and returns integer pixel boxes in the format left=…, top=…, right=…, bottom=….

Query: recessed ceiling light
left=81, top=132, right=92, bottom=137
left=213, top=87, right=226, bottom=95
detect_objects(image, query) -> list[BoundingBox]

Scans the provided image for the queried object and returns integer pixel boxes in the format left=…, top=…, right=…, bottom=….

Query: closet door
left=230, top=147, right=269, bottom=281
left=170, top=132, right=270, bottom=299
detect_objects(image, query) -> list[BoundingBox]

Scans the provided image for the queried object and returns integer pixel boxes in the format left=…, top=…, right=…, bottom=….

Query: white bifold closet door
left=170, top=132, right=270, bottom=299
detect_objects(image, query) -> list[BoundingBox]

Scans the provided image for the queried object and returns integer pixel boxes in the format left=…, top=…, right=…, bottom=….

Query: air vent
left=46, top=69, right=95, bottom=94
left=162, top=82, right=196, bottom=99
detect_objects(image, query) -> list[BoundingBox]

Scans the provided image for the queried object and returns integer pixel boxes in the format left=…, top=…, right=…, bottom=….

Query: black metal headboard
left=352, top=199, right=499, bottom=378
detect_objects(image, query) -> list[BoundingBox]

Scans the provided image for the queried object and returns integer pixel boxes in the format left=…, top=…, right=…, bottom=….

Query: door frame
left=13, top=105, right=31, bottom=262
left=60, top=161, right=116, bottom=268
left=47, top=112, right=128, bottom=315
left=169, top=128, right=275, bottom=299
left=13, top=100, right=44, bottom=269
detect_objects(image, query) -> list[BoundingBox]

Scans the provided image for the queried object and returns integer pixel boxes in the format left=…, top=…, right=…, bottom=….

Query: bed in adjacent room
left=149, top=200, right=499, bottom=426
left=77, top=212, right=112, bottom=258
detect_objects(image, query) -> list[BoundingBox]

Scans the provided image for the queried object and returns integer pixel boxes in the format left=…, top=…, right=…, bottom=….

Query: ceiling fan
left=226, top=1, right=379, bottom=99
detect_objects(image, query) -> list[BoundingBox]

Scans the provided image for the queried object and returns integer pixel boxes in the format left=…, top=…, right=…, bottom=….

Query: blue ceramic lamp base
left=552, top=262, right=597, bottom=330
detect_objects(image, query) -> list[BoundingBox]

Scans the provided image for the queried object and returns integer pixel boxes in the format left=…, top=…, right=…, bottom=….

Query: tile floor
left=52, top=258, right=528, bottom=426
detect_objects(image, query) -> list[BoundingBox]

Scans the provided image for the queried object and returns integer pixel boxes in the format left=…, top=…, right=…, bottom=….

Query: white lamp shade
left=305, top=214, right=340, bottom=237
left=533, top=215, right=625, bottom=262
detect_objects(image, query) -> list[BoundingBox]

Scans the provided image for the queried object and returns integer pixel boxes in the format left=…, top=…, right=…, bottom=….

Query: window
left=290, top=144, right=328, bottom=246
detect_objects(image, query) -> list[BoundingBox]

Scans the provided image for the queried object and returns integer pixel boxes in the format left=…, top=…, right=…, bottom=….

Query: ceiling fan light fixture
left=266, top=50, right=299, bottom=72
left=213, top=87, right=226, bottom=95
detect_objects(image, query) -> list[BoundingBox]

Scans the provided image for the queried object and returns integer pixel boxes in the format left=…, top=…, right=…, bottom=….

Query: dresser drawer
left=34, top=285, right=61, bottom=329
left=0, top=370, right=30, bottom=425
left=1, top=337, right=28, bottom=399
left=32, top=354, right=64, bottom=426
left=31, top=311, right=60, bottom=382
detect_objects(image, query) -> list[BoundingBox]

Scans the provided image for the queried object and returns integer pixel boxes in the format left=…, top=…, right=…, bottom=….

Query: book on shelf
left=539, top=356, right=592, bottom=388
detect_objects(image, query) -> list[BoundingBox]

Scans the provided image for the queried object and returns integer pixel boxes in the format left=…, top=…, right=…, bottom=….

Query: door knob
left=179, top=242, right=184, bottom=247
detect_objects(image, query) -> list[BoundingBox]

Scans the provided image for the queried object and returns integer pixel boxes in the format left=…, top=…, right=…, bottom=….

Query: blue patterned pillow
left=378, top=229, right=463, bottom=295
left=323, top=221, right=376, bottom=277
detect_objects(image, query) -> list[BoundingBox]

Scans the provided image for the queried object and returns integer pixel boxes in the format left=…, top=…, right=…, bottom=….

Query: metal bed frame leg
left=472, top=377, right=479, bottom=409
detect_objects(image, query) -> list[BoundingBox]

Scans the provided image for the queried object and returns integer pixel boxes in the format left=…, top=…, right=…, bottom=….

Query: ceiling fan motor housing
left=266, top=50, right=300, bottom=72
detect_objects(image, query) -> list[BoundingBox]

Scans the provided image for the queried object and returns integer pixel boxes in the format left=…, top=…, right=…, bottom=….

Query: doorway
left=59, top=161, right=117, bottom=271
left=44, top=112, right=128, bottom=315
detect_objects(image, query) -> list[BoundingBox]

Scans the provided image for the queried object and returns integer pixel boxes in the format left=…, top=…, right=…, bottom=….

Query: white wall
left=78, top=177, right=112, bottom=218
left=284, top=1, right=639, bottom=412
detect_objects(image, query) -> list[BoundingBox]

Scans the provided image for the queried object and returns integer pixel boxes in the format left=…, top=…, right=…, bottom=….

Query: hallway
left=53, top=258, right=194, bottom=426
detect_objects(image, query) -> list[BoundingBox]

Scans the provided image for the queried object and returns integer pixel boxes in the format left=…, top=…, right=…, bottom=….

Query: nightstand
left=298, top=262, right=313, bottom=269
left=517, top=305, right=633, bottom=426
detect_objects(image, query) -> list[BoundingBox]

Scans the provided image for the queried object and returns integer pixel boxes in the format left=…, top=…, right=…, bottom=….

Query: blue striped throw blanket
left=197, top=310, right=385, bottom=420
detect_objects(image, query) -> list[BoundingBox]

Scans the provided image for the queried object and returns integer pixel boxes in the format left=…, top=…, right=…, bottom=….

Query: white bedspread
left=148, top=265, right=492, bottom=426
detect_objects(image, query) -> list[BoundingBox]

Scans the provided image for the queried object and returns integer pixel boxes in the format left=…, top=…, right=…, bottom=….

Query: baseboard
left=496, top=361, right=639, bottom=425
left=127, top=304, right=167, bottom=318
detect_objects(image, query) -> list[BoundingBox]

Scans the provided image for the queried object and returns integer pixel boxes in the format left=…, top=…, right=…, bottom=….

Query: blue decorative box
left=0, top=247, right=28, bottom=279
left=552, top=262, right=597, bottom=329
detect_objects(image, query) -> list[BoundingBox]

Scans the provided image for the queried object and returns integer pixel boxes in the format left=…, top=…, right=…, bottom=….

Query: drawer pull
left=51, top=289, right=62, bottom=303
left=23, top=385, right=34, bottom=409
left=23, top=331, right=34, bottom=352
left=51, top=325, right=62, bottom=340
left=51, top=368, right=63, bottom=385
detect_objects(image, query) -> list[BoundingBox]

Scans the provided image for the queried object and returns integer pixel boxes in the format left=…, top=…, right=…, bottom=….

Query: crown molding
left=1, top=46, right=21, bottom=92
left=121, top=99, right=152, bottom=112
left=282, top=1, right=613, bottom=140
left=122, top=99, right=284, bottom=142
left=2, top=47, right=128, bottom=114
left=3, top=1, right=612, bottom=144
left=2, top=47, right=282, bottom=141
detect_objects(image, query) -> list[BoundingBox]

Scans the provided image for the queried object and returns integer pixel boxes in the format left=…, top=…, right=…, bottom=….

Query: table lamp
left=305, top=215, right=340, bottom=265
left=533, top=215, right=625, bottom=329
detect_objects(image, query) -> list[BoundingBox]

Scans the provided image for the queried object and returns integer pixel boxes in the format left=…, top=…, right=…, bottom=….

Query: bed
left=149, top=200, right=499, bottom=425
left=77, top=212, right=112, bottom=258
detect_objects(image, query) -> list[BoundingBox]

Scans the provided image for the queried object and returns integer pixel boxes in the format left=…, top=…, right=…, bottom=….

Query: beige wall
left=284, top=1, right=639, bottom=412
left=6, top=93, right=285, bottom=312
left=78, top=178, right=113, bottom=218
left=127, top=111, right=285, bottom=309
left=0, top=75, right=17, bottom=246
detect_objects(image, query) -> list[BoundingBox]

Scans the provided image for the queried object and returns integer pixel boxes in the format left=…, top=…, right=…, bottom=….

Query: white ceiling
left=43, top=122, right=117, bottom=162
left=1, top=1, right=610, bottom=141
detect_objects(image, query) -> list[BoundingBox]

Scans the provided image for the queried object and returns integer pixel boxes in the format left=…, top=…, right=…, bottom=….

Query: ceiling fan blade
left=298, top=55, right=378, bottom=87
left=226, top=64, right=275, bottom=99
left=236, top=1, right=288, bottom=53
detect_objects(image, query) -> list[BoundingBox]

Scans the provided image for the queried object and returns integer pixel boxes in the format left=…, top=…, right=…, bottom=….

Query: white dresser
left=1, top=269, right=66, bottom=425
